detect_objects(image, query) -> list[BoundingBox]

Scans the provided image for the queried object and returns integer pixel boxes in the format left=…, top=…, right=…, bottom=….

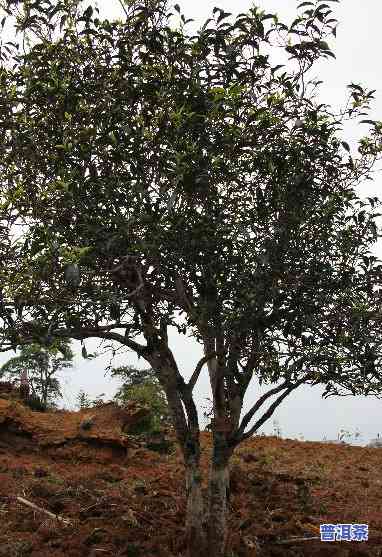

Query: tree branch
left=57, top=328, right=148, bottom=356
left=240, top=337, right=261, bottom=395
left=0, top=326, right=148, bottom=358
left=15, top=496, right=72, bottom=525
left=232, top=376, right=309, bottom=446
left=188, top=351, right=219, bottom=391
left=117, top=0, right=129, bottom=19
left=236, top=380, right=291, bottom=438
left=236, top=353, right=307, bottom=437
left=213, top=328, right=226, bottom=416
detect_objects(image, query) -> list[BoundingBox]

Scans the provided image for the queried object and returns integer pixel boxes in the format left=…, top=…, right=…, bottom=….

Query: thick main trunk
left=207, top=458, right=230, bottom=557
left=185, top=461, right=207, bottom=557
left=144, top=351, right=207, bottom=556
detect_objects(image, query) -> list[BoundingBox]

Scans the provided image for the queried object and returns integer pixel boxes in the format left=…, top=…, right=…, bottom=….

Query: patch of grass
left=317, top=502, right=329, bottom=514
left=124, top=543, right=141, bottom=557
left=257, top=452, right=275, bottom=468
left=296, top=478, right=314, bottom=512
left=46, top=475, right=65, bottom=485
left=230, top=455, right=242, bottom=467
left=302, top=462, right=327, bottom=483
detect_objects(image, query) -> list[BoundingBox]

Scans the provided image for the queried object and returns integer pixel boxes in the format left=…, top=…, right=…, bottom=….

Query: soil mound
left=0, top=398, right=151, bottom=462
left=0, top=397, right=381, bottom=556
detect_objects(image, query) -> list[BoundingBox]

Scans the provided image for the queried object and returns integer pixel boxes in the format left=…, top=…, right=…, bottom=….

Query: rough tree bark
left=147, top=348, right=207, bottom=556
left=185, top=459, right=207, bottom=556
left=207, top=434, right=232, bottom=557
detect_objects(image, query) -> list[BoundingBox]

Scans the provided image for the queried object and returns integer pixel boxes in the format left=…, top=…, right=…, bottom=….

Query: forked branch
left=232, top=375, right=310, bottom=446
left=188, top=351, right=219, bottom=391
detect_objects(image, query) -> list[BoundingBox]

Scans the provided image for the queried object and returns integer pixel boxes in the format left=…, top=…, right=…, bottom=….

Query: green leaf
left=341, top=141, right=350, bottom=152
left=297, top=2, right=314, bottom=9
left=82, top=345, right=88, bottom=359
left=59, top=15, right=67, bottom=31
left=217, top=10, right=231, bottom=24
left=83, top=5, right=93, bottom=20
left=109, top=131, right=118, bottom=145
left=318, top=41, right=330, bottom=50
left=316, top=3, right=332, bottom=11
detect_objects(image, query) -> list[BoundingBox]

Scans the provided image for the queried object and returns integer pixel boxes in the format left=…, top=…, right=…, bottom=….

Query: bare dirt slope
left=0, top=397, right=381, bottom=557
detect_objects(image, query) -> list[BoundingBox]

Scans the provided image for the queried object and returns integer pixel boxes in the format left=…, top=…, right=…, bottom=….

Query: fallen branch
left=79, top=497, right=108, bottom=515
left=275, top=536, right=320, bottom=545
left=16, top=496, right=72, bottom=525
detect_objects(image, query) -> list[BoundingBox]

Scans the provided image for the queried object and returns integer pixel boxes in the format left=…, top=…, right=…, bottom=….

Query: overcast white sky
left=1, top=1, right=381, bottom=444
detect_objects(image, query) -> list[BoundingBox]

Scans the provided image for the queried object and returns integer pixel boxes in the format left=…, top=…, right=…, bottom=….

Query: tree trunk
left=42, top=385, right=48, bottom=408
left=185, top=461, right=207, bottom=557
left=144, top=351, right=207, bottom=556
left=207, top=460, right=230, bottom=557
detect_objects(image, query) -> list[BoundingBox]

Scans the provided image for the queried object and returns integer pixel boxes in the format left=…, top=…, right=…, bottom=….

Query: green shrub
left=76, top=389, right=92, bottom=409
left=127, top=412, right=156, bottom=435
left=112, top=366, right=171, bottom=434
left=25, top=394, right=47, bottom=412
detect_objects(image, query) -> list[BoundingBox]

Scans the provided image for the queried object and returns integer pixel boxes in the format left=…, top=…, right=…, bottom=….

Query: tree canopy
left=0, top=0, right=382, bottom=554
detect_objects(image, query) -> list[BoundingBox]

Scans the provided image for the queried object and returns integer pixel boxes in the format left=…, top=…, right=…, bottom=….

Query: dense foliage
left=0, top=0, right=381, bottom=554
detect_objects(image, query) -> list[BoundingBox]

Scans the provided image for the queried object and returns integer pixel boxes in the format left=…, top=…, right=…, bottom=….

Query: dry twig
left=275, top=536, right=320, bottom=545
left=16, top=496, right=72, bottom=525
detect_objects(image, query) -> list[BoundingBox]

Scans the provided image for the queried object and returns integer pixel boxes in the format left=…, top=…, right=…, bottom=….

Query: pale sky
left=1, top=1, right=381, bottom=445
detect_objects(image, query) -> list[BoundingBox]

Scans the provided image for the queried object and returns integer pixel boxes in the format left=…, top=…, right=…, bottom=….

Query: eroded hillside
left=0, top=395, right=381, bottom=557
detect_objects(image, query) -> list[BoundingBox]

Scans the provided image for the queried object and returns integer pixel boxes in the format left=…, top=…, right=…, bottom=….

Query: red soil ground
left=0, top=396, right=381, bottom=557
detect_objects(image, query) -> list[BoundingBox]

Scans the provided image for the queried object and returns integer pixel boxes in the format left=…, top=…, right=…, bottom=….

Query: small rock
left=133, top=482, right=147, bottom=494
left=239, top=518, right=252, bottom=530
left=84, top=527, right=107, bottom=546
left=121, top=509, right=138, bottom=526
left=34, top=467, right=49, bottom=478
left=271, top=512, right=287, bottom=523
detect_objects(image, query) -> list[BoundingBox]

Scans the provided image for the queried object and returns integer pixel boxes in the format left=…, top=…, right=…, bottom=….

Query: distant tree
left=111, top=365, right=171, bottom=430
left=110, top=365, right=158, bottom=389
left=91, top=392, right=106, bottom=406
left=76, top=389, right=107, bottom=409
left=76, top=388, right=92, bottom=409
left=273, top=419, right=282, bottom=438
left=0, top=339, right=73, bottom=409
